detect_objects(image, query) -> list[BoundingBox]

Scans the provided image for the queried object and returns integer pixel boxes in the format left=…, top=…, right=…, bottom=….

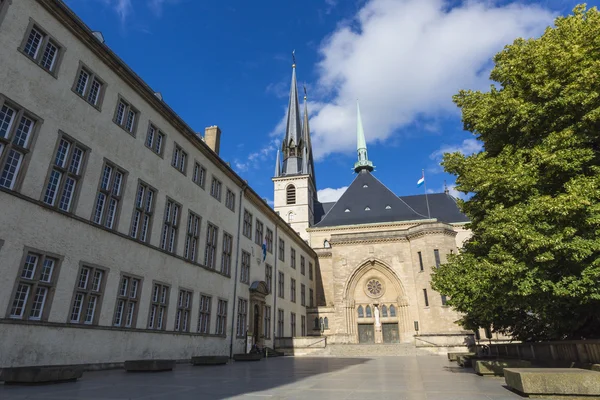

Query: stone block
left=474, top=359, right=531, bottom=376
left=190, top=356, right=228, bottom=366
left=233, top=353, right=262, bottom=361
left=504, top=368, right=600, bottom=396
left=0, top=366, right=83, bottom=384
left=457, top=355, right=497, bottom=368
left=123, top=359, right=175, bottom=372
left=448, top=352, right=474, bottom=361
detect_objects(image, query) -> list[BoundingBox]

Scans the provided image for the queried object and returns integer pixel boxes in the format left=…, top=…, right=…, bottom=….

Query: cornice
left=308, top=218, right=435, bottom=233
left=328, top=223, right=457, bottom=246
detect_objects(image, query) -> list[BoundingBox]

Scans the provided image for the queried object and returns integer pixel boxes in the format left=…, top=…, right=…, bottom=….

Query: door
left=382, top=323, right=399, bottom=343
left=253, top=305, right=260, bottom=344
left=358, top=324, right=375, bottom=343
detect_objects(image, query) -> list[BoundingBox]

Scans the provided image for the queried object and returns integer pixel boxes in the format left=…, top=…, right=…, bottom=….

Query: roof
left=399, top=193, right=469, bottom=224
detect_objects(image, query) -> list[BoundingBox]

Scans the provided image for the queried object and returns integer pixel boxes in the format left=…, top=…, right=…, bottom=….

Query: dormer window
left=385, top=205, right=391, bottom=210
left=344, top=208, right=350, bottom=213
left=363, top=184, right=368, bottom=188
left=365, top=206, right=371, bottom=211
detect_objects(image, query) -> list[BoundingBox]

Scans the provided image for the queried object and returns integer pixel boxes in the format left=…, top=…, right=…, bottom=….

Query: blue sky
left=65, top=0, right=589, bottom=203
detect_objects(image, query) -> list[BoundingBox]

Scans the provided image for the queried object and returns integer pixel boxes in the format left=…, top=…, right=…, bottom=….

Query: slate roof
left=399, top=193, right=469, bottom=224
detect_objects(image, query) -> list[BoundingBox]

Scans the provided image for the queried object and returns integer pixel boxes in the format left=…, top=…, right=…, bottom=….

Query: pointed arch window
left=324, top=317, right=329, bottom=329
left=382, top=305, right=388, bottom=317
left=366, top=305, right=372, bottom=318
left=319, top=317, right=323, bottom=329
left=286, top=185, right=296, bottom=205
left=288, top=211, right=295, bottom=223
left=314, top=317, right=319, bottom=329
left=357, top=305, right=364, bottom=318
left=389, top=305, right=396, bottom=317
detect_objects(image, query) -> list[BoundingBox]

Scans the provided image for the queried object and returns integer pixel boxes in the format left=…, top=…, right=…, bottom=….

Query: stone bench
left=504, top=368, right=600, bottom=396
left=1, top=366, right=83, bottom=384
left=457, top=355, right=498, bottom=368
left=123, top=359, right=175, bottom=372
left=474, top=359, right=531, bottom=376
left=233, top=353, right=261, bottom=361
left=448, top=352, right=474, bottom=362
left=191, top=356, right=228, bottom=366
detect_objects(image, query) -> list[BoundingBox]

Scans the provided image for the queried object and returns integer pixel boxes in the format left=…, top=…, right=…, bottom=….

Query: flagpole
left=423, top=169, right=431, bottom=219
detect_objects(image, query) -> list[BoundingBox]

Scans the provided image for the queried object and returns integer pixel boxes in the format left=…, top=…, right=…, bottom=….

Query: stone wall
left=488, top=340, right=600, bottom=364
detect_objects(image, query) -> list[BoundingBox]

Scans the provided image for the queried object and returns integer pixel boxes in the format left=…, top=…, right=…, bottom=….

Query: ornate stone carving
left=365, top=278, right=384, bottom=298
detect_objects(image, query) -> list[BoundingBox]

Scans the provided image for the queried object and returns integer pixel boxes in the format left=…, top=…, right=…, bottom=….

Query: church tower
left=273, top=54, right=316, bottom=240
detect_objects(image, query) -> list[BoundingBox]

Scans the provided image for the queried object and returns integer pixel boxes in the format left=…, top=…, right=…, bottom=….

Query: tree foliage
left=431, top=5, right=600, bottom=341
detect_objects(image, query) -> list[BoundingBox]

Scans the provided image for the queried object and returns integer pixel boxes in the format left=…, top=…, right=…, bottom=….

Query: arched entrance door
left=249, top=280, right=269, bottom=347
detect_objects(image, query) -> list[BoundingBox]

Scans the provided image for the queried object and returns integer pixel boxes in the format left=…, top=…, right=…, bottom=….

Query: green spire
left=354, top=100, right=374, bottom=173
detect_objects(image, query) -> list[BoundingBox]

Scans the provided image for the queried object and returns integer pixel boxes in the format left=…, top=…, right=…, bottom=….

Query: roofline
left=308, top=218, right=439, bottom=232
left=40, top=0, right=316, bottom=257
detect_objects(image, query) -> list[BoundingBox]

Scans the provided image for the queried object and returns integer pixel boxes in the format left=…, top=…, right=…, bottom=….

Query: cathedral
left=273, top=60, right=472, bottom=345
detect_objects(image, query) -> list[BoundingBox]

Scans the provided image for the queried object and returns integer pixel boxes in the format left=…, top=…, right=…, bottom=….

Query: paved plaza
left=1, top=356, right=525, bottom=400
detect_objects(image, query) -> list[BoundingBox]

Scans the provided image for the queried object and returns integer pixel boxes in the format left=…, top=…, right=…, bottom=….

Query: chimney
left=204, top=125, right=221, bottom=155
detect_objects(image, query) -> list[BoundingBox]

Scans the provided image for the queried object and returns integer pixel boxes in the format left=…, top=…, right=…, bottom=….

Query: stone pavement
left=1, top=356, right=525, bottom=400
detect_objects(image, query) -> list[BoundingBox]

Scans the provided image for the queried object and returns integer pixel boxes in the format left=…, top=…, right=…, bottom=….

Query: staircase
left=304, top=343, right=440, bottom=357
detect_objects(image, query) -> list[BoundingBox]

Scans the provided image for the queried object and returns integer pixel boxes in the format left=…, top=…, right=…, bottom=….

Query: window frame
left=68, top=262, right=108, bottom=326
left=71, top=61, right=106, bottom=111
left=18, top=18, right=66, bottom=77
left=300, top=255, right=305, bottom=275
left=423, top=288, right=429, bottom=307
left=286, top=184, right=296, bottom=205
left=290, top=248, right=296, bottom=269
left=160, top=197, right=181, bottom=254
left=309, top=262, right=313, bottom=281
left=183, top=210, right=201, bottom=262
left=266, top=228, right=273, bottom=253
left=215, top=298, right=228, bottom=335
left=236, top=297, right=248, bottom=338
left=145, top=122, right=166, bottom=157
left=263, top=305, right=271, bottom=339
left=192, top=161, right=206, bottom=189
left=112, top=272, right=143, bottom=328
left=225, top=188, right=236, bottom=212
left=171, top=142, right=188, bottom=175
left=147, top=281, right=170, bottom=330
left=434, top=249, right=441, bottom=268
left=309, top=288, right=314, bottom=307
left=301, top=283, right=306, bottom=306
left=197, top=294, right=212, bottom=334
left=129, top=180, right=157, bottom=244
left=204, top=222, right=219, bottom=269
left=265, top=264, right=273, bottom=294
left=277, top=308, right=284, bottom=337
left=242, top=209, right=252, bottom=239
left=255, top=219, right=264, bottom=246
left=278, top=271, right=284, bottom=299
left=240, top=250, right=250, bottom=284
left=210, top=176, right=222, bottom=201
left=290, top=278, right=296, bottom=303
left=174, top=288, right=193, bottom=332
left=278, top=238, right=285, bottom=262
left=301, top=315, right=306, bottom=336
left=221, top=231, right=233, bottom=276
left=91, top=159, right=127, bottom=231
left=112, top=94, right=139, bottom=136
left=418, top=251, right=424, bottom=272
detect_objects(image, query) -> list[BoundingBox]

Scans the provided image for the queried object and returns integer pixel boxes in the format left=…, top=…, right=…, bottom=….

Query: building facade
left=0, top=0, right=316, bottom=368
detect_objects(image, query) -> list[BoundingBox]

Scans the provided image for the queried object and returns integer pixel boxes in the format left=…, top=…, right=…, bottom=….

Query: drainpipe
left=272, top=224, right=279, bottom=344
left=229, top=184, right=247, bottom=358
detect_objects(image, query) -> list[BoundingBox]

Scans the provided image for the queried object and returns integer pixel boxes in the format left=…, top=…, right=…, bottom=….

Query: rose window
left=367, top=279, right=382, bottom=296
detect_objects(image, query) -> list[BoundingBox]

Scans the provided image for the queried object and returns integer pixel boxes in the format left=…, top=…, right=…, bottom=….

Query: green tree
left=431, top=4, right=600, bottom=341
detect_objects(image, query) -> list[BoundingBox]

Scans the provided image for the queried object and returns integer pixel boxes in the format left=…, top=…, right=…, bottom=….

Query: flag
left=262, top=239, right=267, bottom=261
left=417, top=173, right=425, bottom=187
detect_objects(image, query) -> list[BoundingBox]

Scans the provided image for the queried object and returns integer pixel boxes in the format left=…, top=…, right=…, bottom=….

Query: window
left=278, top=271, right=284, bottom=299
left=441, top=294, right=448, bottom=306
left=277, top=309, right=284, bottom=337
left=390, top=305, right=396, bottom=317
left=236, top=298, right=247, bottom=337
left=290, top=278, right=296, bottom=303
left=301, top=315, right=306, bottom=336
left=309, top=288, right=314, bottom=307
left=113, top=274, right=141, bottom=328
left=172, top=143, right=187, bottom=174
left=92, top=161, right=126, bottom=230
left=72, top=63, right=105, bottom=109
left=286, top=185, right=296, bottom=205
left=0, top=98, right=40, bottom=191
left=255, top=220, right=264, bottom=246
left=42, top=133, right=87, bottom=212
left=184, top=211, right=201, bottom=262
left=264, top=305, right=271, bottom=339
left=301, top=283, right=306, bottom=306
left=291, top=312, right=296, bottom=337
left=423, top=289, right=429, bottom=307
left=198, top=294, right=212, bottom=333
left=266, top=228, right=273, bottom=253
left=314, top=317, right=319, bottom=329
left=192, top=162, right=206, bottom=188
left=366, top=305, right=372, bottom=318
left=225, top=188, right=235, bottom=211
left=382, top=305, right=388, bottom=317
left=113, top=96, right=138, bottom=135
left=130, top=181, right=155, bottom=243
left=210, top=176, right=222, bottom=200
left=418, top=251, right=424, bottom=271
left=241, top=251, right=250, bottom=284
left=278, top=239, right=285, bottom=262
left=290, top=248, right=296, bottom=269
left=300, top=256, right=305, bottom=275
left=19, top=22, right=64, bottom=75
left=148, top=282, right=169, bottom=330
left=434, top=249, right=441, bottom=268
left=324, top=317, right=329, bottom=330
left=160, top=198, right=181, bottom=254
left=216, top=299, right=227, bottom=335
left=242, top=209, right=252, bottom=238
left=204, top=222, right=218, bottom=269
left=221, top=232, right=232, bottom=276
left=174, top=289, right=192, bottom=332
left=145, top=123, right=165, bottom=156
left=69, top=264, right=106, bottom=325
left=265, top=264, right=273, bottom=294
left=357, top=305, right=364, bottom=318
left=9, top=249, right=60, bottom=321
left=309, top=262, right=313, bottom=281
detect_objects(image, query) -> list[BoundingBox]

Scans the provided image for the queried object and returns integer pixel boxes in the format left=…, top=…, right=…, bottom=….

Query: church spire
left=274, top=149, right=281, bottom=177
left=281, top=51, right=303, bottom=175
left=302, top=85, right=317, bottom=189
left=354, top=100, right=374, bottom=173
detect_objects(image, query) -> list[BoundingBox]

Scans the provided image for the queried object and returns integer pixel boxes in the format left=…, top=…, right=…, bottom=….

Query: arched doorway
left=249, top=281, right=269, bottom=347
left=253, top=304, right=260, bottom=345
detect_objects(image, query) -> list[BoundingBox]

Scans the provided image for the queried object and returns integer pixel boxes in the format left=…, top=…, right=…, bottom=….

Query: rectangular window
left=266, top=228, right=273, bottom=253
left=113, top=274, right=141, bottom=328
left=42, top=133, right=87, bottom=212
left=72, top=63, right=105, bottom=108
left=278, top=271, right=284, bottom=299
left=19, top=22, right=64, bottom=75
left=278, top=239, right=285, bottom=262
left=300, top=256, right=305, bottom=275
left=113, top=96, right=138, bottom=135
left=309, top=262, right=313, bottom=281
left=225, top=188, right=235, bottom=211
left=441, top=294, right=448, bottom=306
left=204, top=223, right=218, bottom=269
left=236, top=298, right=247, bottom=338
left=423, top=289, right=429, bottom=307
left=197, top=294, right=212, bottom=334
left=210, top=176, right=222, bottom=201
left=192, top=162, right=206, bottom=188
left=290, top=248, right=296, bottom=269
left=263, top=305, right=271, bottom=339
left=0, top=98, right=39, bottom=191
left=216, top=299, right=227, bottom=335
left=255, top=220, right=264, bottom=246
left=291, top=312, right=296, bottom=337
left=290, top=278, right=296, bottom=303
left=418, top=251, right=424, bottom=271
left=301, top=315, right=306, bottom=336
left=434, top=249, right=441, bottom=268
left=129, top=181, right=155, bottom=243
left=309, top=288, right=314, bottom=307
left=9, top=249, right=60, bottom=321
left=148, top=282, right=169, bottom=330
left=145, top=123, right=165, bottom=156
left=69, top=264, right=106, bottom=325
left=160, top=198, right=181, bottom=254
left=301, top=283, right=306, bottom=306
left=92, top=160, right=126, bottom=230
left=221, top=232, right=232, bottom=276
left=242, top=209, right=252, bottom=238
left=174, top=289, right=192, bottom=332
left=184, top=211, right=201, bottom=262
left=277, top=309, right=284, bottom=337
left=240, top=251, right=250, bottom=284
left=265, top=264, right=272, bottom=294
left=171, top=143, right=187, bottom=174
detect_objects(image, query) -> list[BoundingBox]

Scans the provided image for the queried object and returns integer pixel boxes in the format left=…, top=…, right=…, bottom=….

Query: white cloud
left=234, top=139, right=279, bottom=173
left=318, top=186, right=348, bottom=202
left=428, top=182, right=465, bottom=199
left=430, top=138, right=482, bottom=160
left=100, top=0, right=132, bottom=22
left=293, top=0, right=554, bottom=159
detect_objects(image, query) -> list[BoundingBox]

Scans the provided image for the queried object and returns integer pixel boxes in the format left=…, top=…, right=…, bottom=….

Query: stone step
left=313, top=343, right=438, bottom=357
